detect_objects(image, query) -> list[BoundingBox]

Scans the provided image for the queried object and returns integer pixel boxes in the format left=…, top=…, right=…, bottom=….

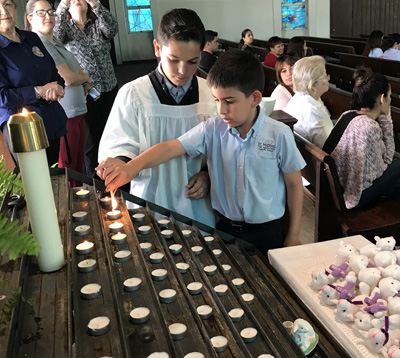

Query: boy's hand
left=96, top=158, right=138, bottom=192
left=283, top=234, right=302, bottom=247
left=185, top=171, right=210, bottom=199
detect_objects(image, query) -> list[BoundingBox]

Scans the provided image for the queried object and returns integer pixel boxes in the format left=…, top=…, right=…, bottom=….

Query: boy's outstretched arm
left=283, top=170, right=304, bottom=247
left=96, top=139, right=186, bottom=192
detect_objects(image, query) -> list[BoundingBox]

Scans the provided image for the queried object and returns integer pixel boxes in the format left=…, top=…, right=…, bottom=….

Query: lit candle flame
left=110, top=190, right=117, bottom=211
left=77, top=189, right=85, bottom=194
left=22, top=108, right=29, bottom=116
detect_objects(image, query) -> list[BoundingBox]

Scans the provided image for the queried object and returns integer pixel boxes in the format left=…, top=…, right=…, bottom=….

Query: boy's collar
left=229, top=106, right=264, bottom=138
left=157, top=63, right=193, bottom=92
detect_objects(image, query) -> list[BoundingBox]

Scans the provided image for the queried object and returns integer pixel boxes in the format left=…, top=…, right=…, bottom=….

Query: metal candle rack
left=69, top=182, right=305, bottom=358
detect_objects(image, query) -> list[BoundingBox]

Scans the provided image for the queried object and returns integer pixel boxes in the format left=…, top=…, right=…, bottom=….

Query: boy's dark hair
left=352, top=67, right=389, bottom=110
left=157, top=8, right=205, bottom=49
left=205, top=30, right=218, bottom=43
left=387, top=33, right=400, bottom=48
left=207, top=49, right=265, bottom=96
left=268, top=36, right=283, bottom=50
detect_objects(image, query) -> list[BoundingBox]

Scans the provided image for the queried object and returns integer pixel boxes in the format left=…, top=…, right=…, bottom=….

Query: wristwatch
left=34, top=86, right=41, bottom=99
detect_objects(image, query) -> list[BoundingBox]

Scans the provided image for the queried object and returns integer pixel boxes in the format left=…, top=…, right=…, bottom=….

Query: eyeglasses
left=29, top=9, right=56, bottom=17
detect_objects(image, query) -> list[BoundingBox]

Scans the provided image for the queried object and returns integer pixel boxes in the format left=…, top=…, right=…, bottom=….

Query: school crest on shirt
left=32, top=46, right=44, bottom=57
left=257, top=138, right=276, bottom=156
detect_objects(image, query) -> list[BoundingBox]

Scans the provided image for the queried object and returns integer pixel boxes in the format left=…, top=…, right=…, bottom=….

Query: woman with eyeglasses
left=0, top=0, right=67, bottom=166
left=54, top=0, right=118, bottom=179
left=26, top=0, right=90, bottom=185
left=284, top=55, right=333, bottom=148
left=270, top=53, right=298, bottom=110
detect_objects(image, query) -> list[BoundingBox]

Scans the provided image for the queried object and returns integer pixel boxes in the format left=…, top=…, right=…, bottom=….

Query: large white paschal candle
left=8, top=109, right=64, bottom=272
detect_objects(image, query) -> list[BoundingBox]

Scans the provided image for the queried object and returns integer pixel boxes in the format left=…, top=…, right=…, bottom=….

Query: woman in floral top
left=54, top=0, right=118, bottom=178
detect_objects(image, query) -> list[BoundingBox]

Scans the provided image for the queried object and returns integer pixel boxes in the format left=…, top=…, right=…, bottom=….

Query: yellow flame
left=110, top=190, right=117, bottom=211
left=21, top=108, right=29, bottom=116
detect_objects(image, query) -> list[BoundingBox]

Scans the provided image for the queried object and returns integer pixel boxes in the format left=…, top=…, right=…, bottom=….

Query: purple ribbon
left=380, top=316, right=389, bottom=347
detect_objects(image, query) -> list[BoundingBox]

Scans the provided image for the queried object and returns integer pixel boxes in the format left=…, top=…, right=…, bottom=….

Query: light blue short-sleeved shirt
left=179, top=109, right=306, bottom=223
left=383, top=48, right=400, bottom=61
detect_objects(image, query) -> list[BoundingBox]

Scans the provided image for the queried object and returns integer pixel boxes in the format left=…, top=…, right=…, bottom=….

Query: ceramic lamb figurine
left=382, top=265, right=400, bottom=282
left=336, top=242, right=358, bottom=265
left=358, top=267, right=382, bottom=296
left=379, top=277, right=400, bottom=300
left=353, top=311, right=374, bottom=334
left=366, top=328, right=391, bottom=354
left=311, top=271, right=332, bottom=291
left=336, top=299, right=359, bottom=322
left=360, top=242, right=379, bottom=265
left=393, top=251, right=400, bottom=265
left=349, top=254, right=369, bottom=275
left=371, top=315, right=400, bottom=330
left=320, top=285, right=339, bottom=305
left=375, top=251, right=397, bottom=268
left=388, top=297, right=400, bottom=315
left=375, top=236, right=396, bottom=252
left=386, top=345, right=400, bottom=358
left=290, top=319, right=317, bottom=353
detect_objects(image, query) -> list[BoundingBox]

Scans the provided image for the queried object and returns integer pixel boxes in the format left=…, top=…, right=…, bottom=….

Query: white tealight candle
left=214, top=284, right=228, bottom=296
left=211, top=336, right=228, bottom=353
left=232, top=278, right=245, bottom=288
left=228, top=308, right=244, bottom=322
left=240, top=327, right=258, bottom=343
left=258, top=355, right=275, bottom=358
left=76, top=241, right=94, bottom=255
left=197, top=305, right=213, bottom=320
left=132, top=213, right=145, bottom=222
left=114, top=250, right=132, bottom=263
left=147, top=353, right=169, bottom=358
left=191, top=246, right=203, bottom=255
left=158, top=219, right=170, bottom=228
left=161, top=229, right=173, bottom=239
left=72, top=211, right=88, bottom=222
left=176, top=262, right=189, bottom=274
left=204, top=236, right=214, bottom=244
left=109, top=222, right=124, bottom=233
left=181, top=229, right=192, bottom=237
left=74, top=224, right=91, bottom=236
left=76, top=188, right=90, bottom=199
left=213, top=249, right=222, bottom=258
left=203, top=265, right=217, bottom=275
left=169, top=244, right=182, bottom=255
left=111, top=232, right=127, bottom=245
left=99, top=196, right=112, bottom=208
left=151, top=269, right=167, bottom=281
left=81, top=283, right=102, bottom=300
left=123, top=277, right=142, bottom=292
left=107, top=210, right=121, bottom=220
left=222, top=264, right=231, bottom=274
left=242, top=293, right=255, bottom=305
left=140, top=242, right=152, bottom=253
left=184, top=353, right=204, bottom=358
left=159, top=289, right=177, bottom=304
left=187, top=282, right=202, bottom=295
left=77, top=258, right=97, bottom=273
left=169, top=323, right=187, bottom=341
left=138, top=225, right=151, bottom=235
left=149, top=252, right=164, bottom=264
left=87, top=316, right=110, bottom=336
left=130, top=307, right=150, bottom=324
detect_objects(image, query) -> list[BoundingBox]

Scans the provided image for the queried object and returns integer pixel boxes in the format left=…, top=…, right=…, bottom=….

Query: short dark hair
left=205, top=30, right=218, bottom=43
left=207, top=49, right=264, bottom=96
left=268, top=36, right=282, bottom=50
left=387, top=33, right=400, bottom=48
left=157, top=8, right=205, bottom=49
left=352, top=67, right=390, bottom=110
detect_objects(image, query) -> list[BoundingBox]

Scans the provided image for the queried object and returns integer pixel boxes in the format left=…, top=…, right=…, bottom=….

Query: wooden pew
left=251, top=45, right=268, bottom=62
left=339, top=53, right=400, bottom=78
left=218, top=38, right=239, bottom=51
left=195, top=67, right=208, bottom=79
left=306, top=41, right=355, bottom=59
left=294, top=131, right=400, bottom=242
left=303, top=37, right=365, bottom=55
left=262, top=64, right=277, bottom=97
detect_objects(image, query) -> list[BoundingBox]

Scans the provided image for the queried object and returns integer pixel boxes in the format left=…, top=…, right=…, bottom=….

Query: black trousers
left=216, top=213, right=285, bottom=257
left=84, top=85, right=118, bottom=178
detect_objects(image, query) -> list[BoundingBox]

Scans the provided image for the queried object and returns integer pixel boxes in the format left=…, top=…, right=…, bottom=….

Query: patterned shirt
left=54, top=3, right=118, bottom=92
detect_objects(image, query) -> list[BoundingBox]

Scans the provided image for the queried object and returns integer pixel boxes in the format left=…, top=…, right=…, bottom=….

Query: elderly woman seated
left=284, top=55, right=333, bottom=148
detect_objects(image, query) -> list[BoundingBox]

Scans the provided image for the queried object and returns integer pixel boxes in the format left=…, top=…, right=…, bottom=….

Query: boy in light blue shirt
left=97, top=50, right=306, bottom=254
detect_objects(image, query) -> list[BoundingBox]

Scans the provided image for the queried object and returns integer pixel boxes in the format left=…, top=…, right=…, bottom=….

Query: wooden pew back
left=218, top=38, right=239, bottom=51
left=306, top=41, right=355, bottom=59
left=304, top=36, right=365, bottom=55
left=262, top=64, right=278, bottom=97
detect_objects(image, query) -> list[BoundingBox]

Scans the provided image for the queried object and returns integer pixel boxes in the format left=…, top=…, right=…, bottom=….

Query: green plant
left=0, top=159, right=24, bottom=204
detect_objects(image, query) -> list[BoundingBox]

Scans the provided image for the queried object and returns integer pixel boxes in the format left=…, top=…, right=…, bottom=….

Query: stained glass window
left=281, top=0, right=305, bottom=3
left=126, top=0, right=153, bottom=33
left=282, top=2, right=306, bottom=29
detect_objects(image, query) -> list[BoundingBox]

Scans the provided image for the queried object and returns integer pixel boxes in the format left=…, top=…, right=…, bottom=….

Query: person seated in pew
left=97, top=50, right=306, bottom=256
left=322, top=68, right=400, bottom=209
left=270, top=52, right=298, bottom=110
left=199, top=30, right=219, bottom=73
left=383, top=33, right=400, bottom=61
left=363, top=30, right=384, bottom=58
left=264, top=36, right=284, bottom=68
left=283, top=56, right=333, bottom=148
left=98, top=8, right=217, bottom=228
left=287, top=36, right=307, bottom=59
left=239, top=28, right=257, bottom=56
